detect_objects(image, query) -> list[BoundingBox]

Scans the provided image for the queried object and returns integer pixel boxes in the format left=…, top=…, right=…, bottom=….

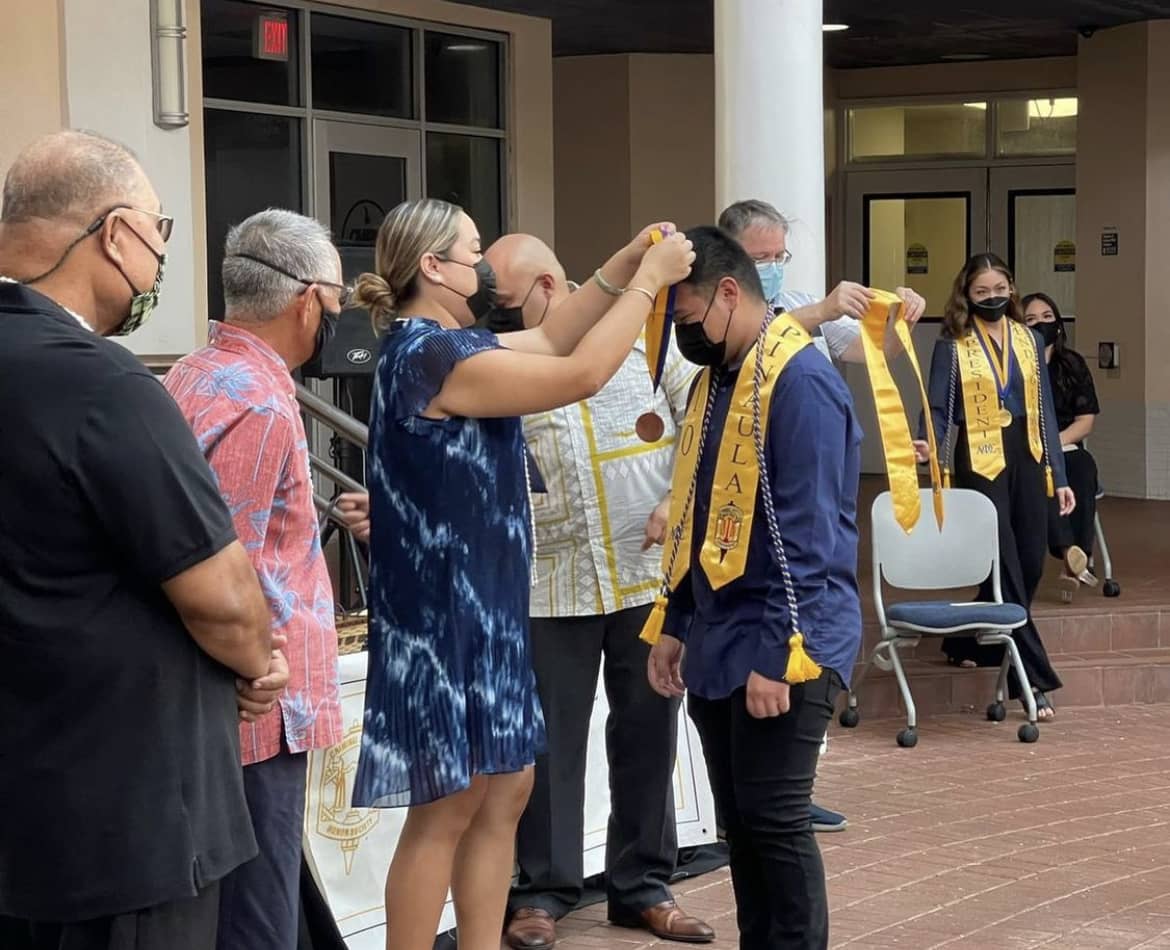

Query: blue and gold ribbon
left=644, top=228, right=676, bottom=391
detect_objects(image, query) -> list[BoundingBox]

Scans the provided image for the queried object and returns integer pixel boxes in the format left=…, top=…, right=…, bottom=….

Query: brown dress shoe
left=613, top=900, right=715, bottom=944
left=505, top=907, right=557, bottom=949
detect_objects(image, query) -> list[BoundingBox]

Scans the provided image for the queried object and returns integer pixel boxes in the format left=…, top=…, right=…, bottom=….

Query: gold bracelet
left=624, top=286, right=656, bottom=306
left=593, top=268, right=624, bottom=297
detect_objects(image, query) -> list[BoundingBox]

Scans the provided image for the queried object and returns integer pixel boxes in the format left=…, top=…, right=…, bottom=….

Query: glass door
left=313, top=119, right=422, bottom=286
left=308, top=120, right=423, bottom=606
left=990, top=165, right=1077, bottom=340
left=843, top=169, right=988, bottom=473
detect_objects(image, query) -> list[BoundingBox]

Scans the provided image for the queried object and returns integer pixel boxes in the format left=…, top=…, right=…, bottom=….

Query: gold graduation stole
left=955, top=320, right=1052, bottom=494
left=639, top=313, right=822, bottom=685
left=858, top=289, right=944, bottom=532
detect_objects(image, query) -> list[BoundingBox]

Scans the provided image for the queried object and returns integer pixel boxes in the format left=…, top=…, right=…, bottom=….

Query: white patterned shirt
left=525, top=334, right=697, bottom=618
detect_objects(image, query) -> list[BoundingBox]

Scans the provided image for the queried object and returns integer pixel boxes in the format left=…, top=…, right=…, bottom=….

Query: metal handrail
left=296, top=382, right=368, bottom=448
left=310, top=452, right=364, bottom=494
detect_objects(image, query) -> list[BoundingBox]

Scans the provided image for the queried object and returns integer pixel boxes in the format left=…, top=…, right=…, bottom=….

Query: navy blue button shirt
left=663, top=346, right=864, bottom=699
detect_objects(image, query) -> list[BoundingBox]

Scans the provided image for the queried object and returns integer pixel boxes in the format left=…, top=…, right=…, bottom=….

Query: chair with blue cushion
left=839, top=488, right=1041, bottom=747
left=1093, top=481, right=1121, bottom=598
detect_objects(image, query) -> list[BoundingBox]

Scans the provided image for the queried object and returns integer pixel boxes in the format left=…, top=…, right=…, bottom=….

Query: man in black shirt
left=0, top=130, right=280, bottom=950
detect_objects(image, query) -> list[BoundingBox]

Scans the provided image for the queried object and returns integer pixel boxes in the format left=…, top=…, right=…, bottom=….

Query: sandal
left=1064, top=546, right=1099, bottom=588
left=1022, top=690, right=1055, bottom=721
left=946, top=655, right=978, bottom=669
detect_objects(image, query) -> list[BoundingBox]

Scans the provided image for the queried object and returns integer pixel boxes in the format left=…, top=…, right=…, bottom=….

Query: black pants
left=688, top=672, right=840, bottom=950
left=510, top=604, right=680, bottom=919
left=0, top=884, right=220, bottom=950
left=217, top=747, right=308, bottom=950
left=1047, top=446, right=1098, bottom=560
left=945, top=420, right=1063, bottom=698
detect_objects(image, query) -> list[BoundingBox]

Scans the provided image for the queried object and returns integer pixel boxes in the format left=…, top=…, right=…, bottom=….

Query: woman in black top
left=1022, top=292, right=1101, bottom=602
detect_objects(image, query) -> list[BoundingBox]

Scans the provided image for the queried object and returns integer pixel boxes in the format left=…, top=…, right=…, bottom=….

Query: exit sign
left=253, top=13, right=289, bottom=62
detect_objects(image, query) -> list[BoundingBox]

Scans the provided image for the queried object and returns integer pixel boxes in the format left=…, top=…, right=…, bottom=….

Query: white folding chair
left=1093, top=483, right=1121, bottom=598
left=839, top=488, right=1041, bottom=747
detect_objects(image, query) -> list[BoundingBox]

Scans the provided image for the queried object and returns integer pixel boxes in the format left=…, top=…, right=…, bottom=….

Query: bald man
left=0, top=131, right=278, bottom=950
left=485, top=236, right=715, bottom=949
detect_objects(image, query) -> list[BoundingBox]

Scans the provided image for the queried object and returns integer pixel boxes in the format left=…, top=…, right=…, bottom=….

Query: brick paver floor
left=553, top=705, right=1170, bottom=949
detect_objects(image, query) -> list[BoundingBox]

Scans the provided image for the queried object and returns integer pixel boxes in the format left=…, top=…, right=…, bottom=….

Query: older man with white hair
left=165, top=209, right=345, bottom=950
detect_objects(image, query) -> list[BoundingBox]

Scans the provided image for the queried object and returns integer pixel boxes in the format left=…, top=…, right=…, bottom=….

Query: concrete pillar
left=715, top=0, right=825, bottom=295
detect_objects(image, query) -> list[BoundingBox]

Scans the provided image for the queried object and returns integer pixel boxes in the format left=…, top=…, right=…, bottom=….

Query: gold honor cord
left=956, top=320, right=1045, bottom=486
left=640, top=315, right=823, bottom=686
left=859, top=290, right=944, bottom=532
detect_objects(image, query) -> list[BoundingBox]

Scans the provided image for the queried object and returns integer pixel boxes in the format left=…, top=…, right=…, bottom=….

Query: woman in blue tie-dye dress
left=349, top=198, right=693, bottom=950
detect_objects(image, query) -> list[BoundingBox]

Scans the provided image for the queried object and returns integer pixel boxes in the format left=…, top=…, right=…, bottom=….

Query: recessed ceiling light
left=941, top=52, right=990, bottom=61
left=446, top=41, right=487, bottom=52
left=822, top=23, right=850, bottom=32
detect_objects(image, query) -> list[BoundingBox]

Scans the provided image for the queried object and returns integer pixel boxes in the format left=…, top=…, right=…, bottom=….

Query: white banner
left=304, top=651, right=717, bottom=947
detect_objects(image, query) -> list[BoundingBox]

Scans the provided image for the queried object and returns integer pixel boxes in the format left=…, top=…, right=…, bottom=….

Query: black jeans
left=688, top=671, right=840, bottom=950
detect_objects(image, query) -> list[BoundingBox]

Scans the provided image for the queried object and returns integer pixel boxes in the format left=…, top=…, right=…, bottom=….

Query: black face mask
left=675, top=287, right=732, bottom=367
left=969, top=295, right=1011, bottom=322
left=1036, top=320, right=1060, bottom=347
left=310, top=307, right=339, bottom=363
left=439, top=256, right=498, bottom=324
left=476, top=277, right=548, bottom=335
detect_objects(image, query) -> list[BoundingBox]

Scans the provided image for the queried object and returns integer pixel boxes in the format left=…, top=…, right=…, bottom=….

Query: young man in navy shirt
left=646, top=226, right=863, bottom=949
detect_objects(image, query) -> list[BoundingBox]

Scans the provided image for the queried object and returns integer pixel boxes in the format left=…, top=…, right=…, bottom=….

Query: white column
left=715, top=0, right=825, bottom=296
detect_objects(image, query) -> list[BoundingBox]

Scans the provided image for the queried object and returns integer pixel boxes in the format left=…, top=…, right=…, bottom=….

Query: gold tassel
left=639, top=595, right=669, bottom=645
left=943, top=468, right=952, bottom=489
left=1045, top=465, right=1054, bottom=499
left=784, top=632, right=823, bottom=684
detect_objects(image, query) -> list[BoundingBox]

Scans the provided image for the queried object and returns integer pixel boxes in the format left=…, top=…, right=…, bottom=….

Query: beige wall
left=553, top=53, right=715, bottom=282
left=553, top=56, right=631, bottom=282
left=0, top=0, right=67, bottom=193
left=1144, top=21, right=1170, bottom=495
left=1076, top=24, right=1153, bottom=497
left=628, top=55, right=715, bottom=234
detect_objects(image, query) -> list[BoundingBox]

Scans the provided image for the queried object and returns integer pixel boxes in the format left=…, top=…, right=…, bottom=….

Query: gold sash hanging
left=956, top=319, right=1047, bottom=488
left=858, top=290, right=943, bottom=532
left=640, top=313, right=822, bottom=684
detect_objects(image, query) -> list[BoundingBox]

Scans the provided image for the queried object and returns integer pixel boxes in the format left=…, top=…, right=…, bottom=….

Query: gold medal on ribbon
left=997, top=408, right=1013, bottom=427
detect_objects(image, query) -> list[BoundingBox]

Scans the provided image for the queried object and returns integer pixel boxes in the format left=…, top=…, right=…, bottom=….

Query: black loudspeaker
left=302, top=309, right=380, bottom=378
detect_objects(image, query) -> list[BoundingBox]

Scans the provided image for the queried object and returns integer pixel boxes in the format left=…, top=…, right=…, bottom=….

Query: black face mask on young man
left=675, top=286, right=733, bottom=367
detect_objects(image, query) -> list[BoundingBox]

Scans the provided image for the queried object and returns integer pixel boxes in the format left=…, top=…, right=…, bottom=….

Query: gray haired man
left=165, top=209, right=345, bottom=950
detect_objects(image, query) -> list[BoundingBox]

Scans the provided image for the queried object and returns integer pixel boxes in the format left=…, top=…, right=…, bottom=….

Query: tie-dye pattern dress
left=353, top=317, right=546, bottom=808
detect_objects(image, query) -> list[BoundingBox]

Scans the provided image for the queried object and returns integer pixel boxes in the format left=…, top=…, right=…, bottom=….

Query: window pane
left=996, top=98, right=1077, bottom=156
left=849, top=104, right=986, bottom=161
left=203, top=110, right=302, bottom=317
left=866, top=196, right=968, bottom=315
left=1011, top=192, right=1077, bottom=319
left=310, top=14, right=413, bottom=118
left=426, top=133, right=502, bottom=243
left=425, top=32, right=502, bottom=129
left=201, top=0, right=300, bottom=107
